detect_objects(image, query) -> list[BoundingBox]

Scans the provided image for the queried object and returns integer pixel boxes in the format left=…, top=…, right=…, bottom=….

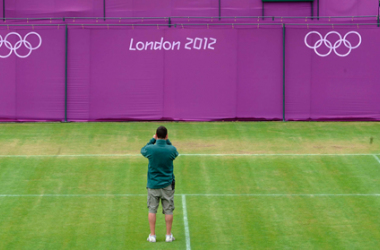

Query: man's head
left=156, top=126, right=168, bottom=139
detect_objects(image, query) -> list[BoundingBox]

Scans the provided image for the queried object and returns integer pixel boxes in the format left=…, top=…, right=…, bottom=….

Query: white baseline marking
left=0, top=194, right=379, bottom=197
left=0, top=153, right=379, bottom=158
left=182, top=195, right=191, bottom=250
left=373, top=155, right=380, bottom=164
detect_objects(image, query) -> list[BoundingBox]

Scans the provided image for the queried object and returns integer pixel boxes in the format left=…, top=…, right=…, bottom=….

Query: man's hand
left=153, top=134, right=158, bottom=140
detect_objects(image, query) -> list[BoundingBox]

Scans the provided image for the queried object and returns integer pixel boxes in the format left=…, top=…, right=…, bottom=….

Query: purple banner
left=1, top=25, right=380, bottom=122
left=106, top=0, right=172, bottom=18
left=263, top=0, right=377, bottom=17
left=106, top=0, right=378, bottom=18
left=67, top=27, right=283, bottom=121
left=285, top=27, right=380, bottom=121
left=68, top=28, right=165, bottom=121
left=163, top=28, right=283, bottom=120
left=3, top=0, right=379, bottom=19
left=106, top=0, right=218, bottom=18
left=236, top=28, right=283, bottom=120
left=319, top=0, right=378, bottom=17
left=5, top=0, right=103, bottom=18
left=0, top=27, right=65, bottom=121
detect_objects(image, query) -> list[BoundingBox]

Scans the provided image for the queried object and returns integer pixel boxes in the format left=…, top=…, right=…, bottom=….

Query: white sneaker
left=165, top=234, right=175, bottom=242
left=147, top=235, right=156, bottom=243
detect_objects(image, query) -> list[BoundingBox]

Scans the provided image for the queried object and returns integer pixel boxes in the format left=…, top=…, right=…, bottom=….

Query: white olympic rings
left=0, top=32, right=42, bottom=59
left=304, top=31, right=361, bottom=57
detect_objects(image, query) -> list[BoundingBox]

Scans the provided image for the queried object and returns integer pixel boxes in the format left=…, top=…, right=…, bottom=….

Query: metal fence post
left=3, top=0, right=5, bottom=22
left=103, top=0, right=106, bottom=21
left=282, top=24, right=286, bottom=122
left=64, top=24, right=68, bottom=122
left=311, top=2, right=314, bottom=20
left=317, top=0, right=320, bottom=20
left=219, top=0, right=221, bottom=20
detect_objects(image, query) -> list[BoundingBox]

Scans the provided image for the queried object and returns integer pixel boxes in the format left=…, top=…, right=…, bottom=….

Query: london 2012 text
left=129, top=37, right=217, bottom=51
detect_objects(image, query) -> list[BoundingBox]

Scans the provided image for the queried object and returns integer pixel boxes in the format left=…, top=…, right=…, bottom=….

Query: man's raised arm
left=141, top=137, right=156, bottom=158
left=172, top=148, right=179, bottom=159
left=166, top=139, right=179, bottom=159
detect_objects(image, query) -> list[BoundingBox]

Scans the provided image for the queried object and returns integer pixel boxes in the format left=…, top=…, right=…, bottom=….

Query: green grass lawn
left=0, top=122, right=380, bottom=249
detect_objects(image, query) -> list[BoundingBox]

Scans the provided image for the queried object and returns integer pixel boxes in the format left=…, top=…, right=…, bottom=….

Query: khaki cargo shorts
left=147, top=184, right=175, bottom=215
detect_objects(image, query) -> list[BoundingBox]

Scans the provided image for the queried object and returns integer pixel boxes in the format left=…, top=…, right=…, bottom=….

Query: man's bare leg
left=149, top=213, right=156, bottom=236
left=165, top=214, right=173, bottom=235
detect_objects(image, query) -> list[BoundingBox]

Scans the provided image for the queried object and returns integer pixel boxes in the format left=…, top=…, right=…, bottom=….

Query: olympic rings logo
left=0, top=32, right=42, bottom=59
left=304, top=31, right=361, bottom=57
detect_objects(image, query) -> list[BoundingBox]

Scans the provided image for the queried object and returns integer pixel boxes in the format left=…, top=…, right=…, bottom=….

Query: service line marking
left=0, top=154, right=140, bottom=158
left=0, top=153, right=379, bottom=158
left=182, top=195, right=191, bottom=250
left=180, top=154, right=378, bottom=156
left=0, top=194, right=379, bottom=197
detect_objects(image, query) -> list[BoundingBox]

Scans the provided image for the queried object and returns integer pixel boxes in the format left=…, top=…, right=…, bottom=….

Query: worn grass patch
left=0, top=122, right=379, bottom=155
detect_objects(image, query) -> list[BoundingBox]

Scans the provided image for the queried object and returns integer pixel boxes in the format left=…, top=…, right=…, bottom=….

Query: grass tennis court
left=1, top=122, right=380, bottom=249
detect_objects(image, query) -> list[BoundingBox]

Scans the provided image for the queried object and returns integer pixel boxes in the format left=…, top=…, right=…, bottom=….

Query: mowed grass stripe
left=177, top=156, right=380, bottom=195
left=0, top=194, right=379, bottom=249
left=185, top=196, right=380, bottom=249
left=0, top=196, right=187, bottom=250
left=1, top=156, right=380, bottom=195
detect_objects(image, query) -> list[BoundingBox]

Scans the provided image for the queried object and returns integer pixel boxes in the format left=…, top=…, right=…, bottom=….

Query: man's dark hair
left=156, top=126, right=168, bottom=139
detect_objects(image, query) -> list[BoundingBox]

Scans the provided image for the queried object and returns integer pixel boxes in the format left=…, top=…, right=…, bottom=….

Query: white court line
left=0, top=194, right=146, bottom=197
left=180, top=153, right=378, bottom=156
left=182, top=194, right=380, bottom=197
left=182, top=195, right=191, bottom=250
left=0, top=154, right=139, bottom=158
left=0, top=194, right=379, bottom=197
left=373, top=155, right=380, bottom=164
left=0, top=153, right=379, bottom=157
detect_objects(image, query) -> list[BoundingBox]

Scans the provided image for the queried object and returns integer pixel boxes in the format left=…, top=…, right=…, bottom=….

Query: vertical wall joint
left=282, top=24, right=286, bottom=122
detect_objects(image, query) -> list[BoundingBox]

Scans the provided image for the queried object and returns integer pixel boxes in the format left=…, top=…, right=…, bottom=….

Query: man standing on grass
left=141, top=126, right=179, bottom=243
